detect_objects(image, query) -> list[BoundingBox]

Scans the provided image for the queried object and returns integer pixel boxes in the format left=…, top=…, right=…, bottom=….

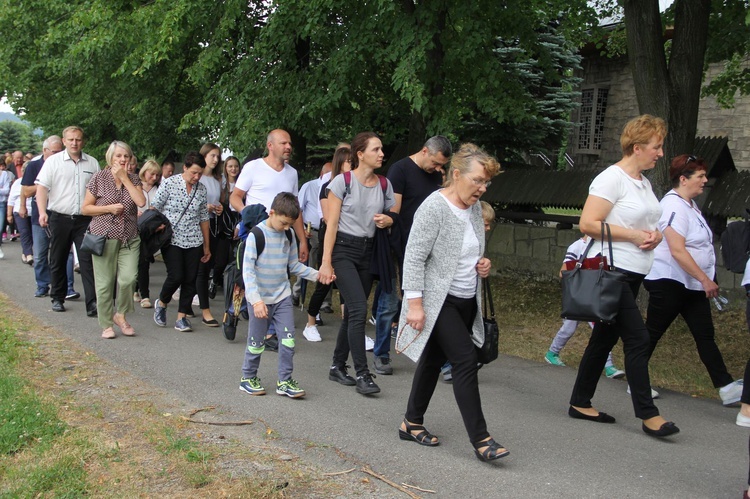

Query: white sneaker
left=737, top=411, right=750, bottom=427
left=0, top=247, right=4, bottom=259
left=192, top=294, right=200, bottom=306
left=627, top=385, right=660, bottom=399
left=302, top=324, right=322, bottom=342
left=365, top=335, right=375, bottom=351
left=133, top=291, right=141, bottom=302
left=719, top=379, right=744, bottom=406
left=172, top=287, right=181, bottom=300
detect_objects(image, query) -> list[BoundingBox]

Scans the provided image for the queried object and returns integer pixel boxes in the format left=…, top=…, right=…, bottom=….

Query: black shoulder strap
left=250, top=225, right=266, bottom=257
left=250, top=226, right=293, bottom=257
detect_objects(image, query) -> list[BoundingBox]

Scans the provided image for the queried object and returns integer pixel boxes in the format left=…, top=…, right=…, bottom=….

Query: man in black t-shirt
left=372, top=136, right=452, bottom=375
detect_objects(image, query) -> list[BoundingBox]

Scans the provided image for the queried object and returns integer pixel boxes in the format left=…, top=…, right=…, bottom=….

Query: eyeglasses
left=685, top=155, right=697, bottom=167
left=469, top=177, right=492, bottom=187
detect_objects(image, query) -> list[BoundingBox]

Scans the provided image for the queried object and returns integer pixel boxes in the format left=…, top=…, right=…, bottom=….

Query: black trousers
left=47, top=211, right=96, bottom=310
left=195, top=233, right=219, bottom=310
left=331, top=234, right=374, bottom=377
left=159, top=244, right=202, bottom=315
left=405, top=294, right=489, bottom=444
left=570, top=270, right=659, bottom=420
left=137, top=239, right=152, bottom=300
left=644, top=278, right=733, bottom=388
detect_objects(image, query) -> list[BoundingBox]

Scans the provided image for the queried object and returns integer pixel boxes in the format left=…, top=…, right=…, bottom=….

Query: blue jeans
left=67, top=251, right=76, bottom=293
left=374, top=277, right=399, bottom=359
left=31, top=224, right=51, bottom=293
left=0, top=201, right=6, bottom=245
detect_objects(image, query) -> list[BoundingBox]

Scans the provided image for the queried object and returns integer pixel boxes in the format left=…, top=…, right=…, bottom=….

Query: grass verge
left=0, top=295, right=361, bottom=497
left=491, top=274, right=750, bottom=399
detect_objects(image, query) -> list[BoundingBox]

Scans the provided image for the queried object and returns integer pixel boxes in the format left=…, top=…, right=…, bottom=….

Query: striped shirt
left=243, top=221, right=319, bottom=306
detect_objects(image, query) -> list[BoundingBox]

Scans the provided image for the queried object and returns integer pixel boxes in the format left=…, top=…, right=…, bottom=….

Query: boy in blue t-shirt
left=239, top=192, right=325, bottom=398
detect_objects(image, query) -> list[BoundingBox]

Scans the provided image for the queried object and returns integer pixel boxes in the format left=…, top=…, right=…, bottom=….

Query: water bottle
left=712, top=294, right=729, bottom=312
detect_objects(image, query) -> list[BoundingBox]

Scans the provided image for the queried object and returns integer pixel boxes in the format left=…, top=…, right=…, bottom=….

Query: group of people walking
left=5, top=116, right=750, bottom=467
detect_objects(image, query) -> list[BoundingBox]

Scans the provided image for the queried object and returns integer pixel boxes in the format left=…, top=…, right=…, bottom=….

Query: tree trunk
left=623, top=0, right=711, bottom=195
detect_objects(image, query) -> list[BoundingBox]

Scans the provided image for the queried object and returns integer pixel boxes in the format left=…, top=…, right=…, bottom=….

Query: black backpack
left=721, top=209, right=750, bottom=273
left=233, top=225, right=294, bottom=287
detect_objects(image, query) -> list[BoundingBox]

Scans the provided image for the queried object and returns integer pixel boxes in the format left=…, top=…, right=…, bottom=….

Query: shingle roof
left=483, top=168, right=600, bottom=209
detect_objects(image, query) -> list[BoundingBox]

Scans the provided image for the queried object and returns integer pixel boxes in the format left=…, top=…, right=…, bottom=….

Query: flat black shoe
left=329, top=365, right=356, bottom=386
left=472, top=438, right=509, bottom=462
left=87, top=307, right=98, bottom=317
left=222, top=312, right=237, bottom=341
left=642, top=421, right=680, bottom=438
left=202, top=318, right=220, bottom=327
left=51, top=300, right=65, bottom=312
left=399, top=419, right=439, bottom=446
left=568, top=406, right=616, bottom=424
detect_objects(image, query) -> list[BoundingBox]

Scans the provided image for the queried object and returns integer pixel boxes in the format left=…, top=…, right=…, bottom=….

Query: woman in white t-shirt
left=569, top=114, right=679, bottom=438
left=319, top=132, right=395, bottom=396
left=644, top=154, right=742, bottom=406
left=194, top=143, right=223, bottom=327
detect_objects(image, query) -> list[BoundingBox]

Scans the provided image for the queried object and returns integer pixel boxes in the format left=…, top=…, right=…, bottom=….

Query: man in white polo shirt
left=36, top=126, right=100, bottom=315
left=229, top=129, right=308, bottom=349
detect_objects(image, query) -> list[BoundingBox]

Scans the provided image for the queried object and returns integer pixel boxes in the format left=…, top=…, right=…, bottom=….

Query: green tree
left=0, top=121, right=40, bottom=154
left=0, top=0, right=598, bottom=167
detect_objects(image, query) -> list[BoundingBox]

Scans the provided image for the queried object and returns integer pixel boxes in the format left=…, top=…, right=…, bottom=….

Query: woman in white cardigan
left=395, top=143, right=505, bottom=462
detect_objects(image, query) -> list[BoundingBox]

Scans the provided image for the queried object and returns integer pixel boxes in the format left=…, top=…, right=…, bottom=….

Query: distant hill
left=0, top=112, right=22, bottom=123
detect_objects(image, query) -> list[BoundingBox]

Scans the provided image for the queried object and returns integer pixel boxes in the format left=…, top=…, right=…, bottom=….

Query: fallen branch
left=402, top=483, right=436, bottom=494
left=322, top=467, right=357, bottom=476
left=180, top=417, right=254, bottom=426
left=181, top=406, right=254, bottom=426
left=361, top=466, right=421, bottom=499
left=188, top=406, right=216, bottom=417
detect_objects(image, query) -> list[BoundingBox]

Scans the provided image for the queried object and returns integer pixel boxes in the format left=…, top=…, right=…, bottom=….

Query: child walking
left=239, top=193, right=324, bottom=398
left=545, top=235, right=625, bottom=379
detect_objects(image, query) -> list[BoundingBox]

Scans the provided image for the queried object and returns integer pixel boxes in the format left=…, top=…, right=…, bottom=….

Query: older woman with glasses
left=395, top=143, right=506, bottom=462
left=643, top=154, right=743, bottom=406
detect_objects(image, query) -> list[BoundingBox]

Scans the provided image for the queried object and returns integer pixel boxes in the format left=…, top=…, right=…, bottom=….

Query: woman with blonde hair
left=569, top=114, right=679, bottom=438
left=82, top=141, right=146, bottom=338
left=134, top=159, right=162, bottom=308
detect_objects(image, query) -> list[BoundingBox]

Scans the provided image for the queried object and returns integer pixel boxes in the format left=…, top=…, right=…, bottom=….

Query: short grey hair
left=43, top=135, right=62, bottom=151
left=424, top=135, right=452, bottom=158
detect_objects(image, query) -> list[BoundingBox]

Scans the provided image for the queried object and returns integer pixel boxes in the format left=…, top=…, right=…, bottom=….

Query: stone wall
left=571, top=56, right=750, bottom=171
left=488, top=221, right=747, bottom=293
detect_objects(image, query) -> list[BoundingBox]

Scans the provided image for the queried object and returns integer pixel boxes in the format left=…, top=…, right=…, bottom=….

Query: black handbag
left=81, top=231, right=106, bottom=256
left=560, top=223, right=626, bottom=324
left=476, top=278, right=499, bottom=364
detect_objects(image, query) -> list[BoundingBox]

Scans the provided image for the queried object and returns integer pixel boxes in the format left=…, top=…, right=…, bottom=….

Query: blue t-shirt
left=21, top=157, right=45, bottom=225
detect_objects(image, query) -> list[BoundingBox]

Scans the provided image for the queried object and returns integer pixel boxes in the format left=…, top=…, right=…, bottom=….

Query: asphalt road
left=0, top=240, right=746, bottom=498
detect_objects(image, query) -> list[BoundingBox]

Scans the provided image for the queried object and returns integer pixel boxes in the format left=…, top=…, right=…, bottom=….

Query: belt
left=336, top=231, right=374, bottom=246
left=48, top=210, right=90, bottom=220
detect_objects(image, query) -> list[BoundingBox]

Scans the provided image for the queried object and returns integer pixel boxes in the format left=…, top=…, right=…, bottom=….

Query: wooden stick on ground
left=322, top=468, right=357, bottom=476
left=361, top=466, right=421, bottom=499
left=181, top=406, right=254, bottom=426
left=401, top=483, right=436, bottom=494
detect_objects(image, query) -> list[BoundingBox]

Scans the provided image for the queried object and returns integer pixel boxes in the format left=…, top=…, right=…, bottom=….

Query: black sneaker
left=315, top=314, right=324, bottom=326
left=329, top=365, right=356, bottom=386
left=373, top=356, right=393, bottom=375
left=265, top=335, right=279, bottom=352
left=51, top=300, right=65, bottom=312
left=356, top=373, right=380, bottom=395
left=320, top=304, right=333, bottom=314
